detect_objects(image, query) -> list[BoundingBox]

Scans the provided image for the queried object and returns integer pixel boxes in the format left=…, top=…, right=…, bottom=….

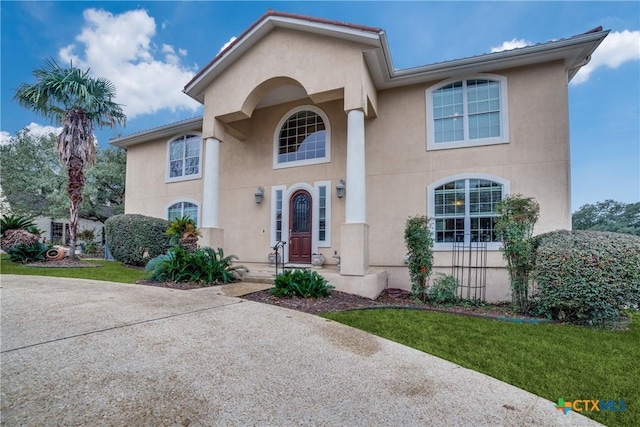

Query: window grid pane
left=278, top=111, right=326, bottom=163
left=434, top=179, right=503, bottom=243
left=275, top=190, right=283, bottom=241
left=169, top=135, right=200, bottom=178
left=318, top=186, right=326, bottom=241
left=432, top=79, right=502, bottom=143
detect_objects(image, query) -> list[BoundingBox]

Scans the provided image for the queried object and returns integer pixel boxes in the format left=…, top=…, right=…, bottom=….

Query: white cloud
left=0, top=123, right=64, bottom=146
left=58, top=8, right=201, bottom=119
left=491, top=38, right=532, bottom=53
left=572, top=30, right=640, bottom=85
left=219, top=36, right=237, bottom=54
left=0, top=131, right=12, bottom=146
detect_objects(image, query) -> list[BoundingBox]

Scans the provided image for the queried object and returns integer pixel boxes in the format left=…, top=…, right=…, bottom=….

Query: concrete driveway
left=1, top=275, right=599, bottom=426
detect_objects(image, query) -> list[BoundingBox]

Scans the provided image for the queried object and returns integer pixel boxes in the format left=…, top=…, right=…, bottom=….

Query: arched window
left=167, top=201, right=199, bottom=226
left=428, top=174, right=510, bottom=248
left=426, top=75, right=509, bottom=150
left=274, top=106, right=330, bottom=168
left=167, top=134, right=202, bottom=181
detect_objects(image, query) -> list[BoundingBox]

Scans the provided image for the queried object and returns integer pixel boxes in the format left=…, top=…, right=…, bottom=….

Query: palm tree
left=14, top=59, right=126, bottom=258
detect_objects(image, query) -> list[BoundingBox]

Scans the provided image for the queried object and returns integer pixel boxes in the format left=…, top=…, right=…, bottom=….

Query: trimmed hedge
left=532, top=230, right=640, bottom=326
left=104, top=214, right=171, bottom=266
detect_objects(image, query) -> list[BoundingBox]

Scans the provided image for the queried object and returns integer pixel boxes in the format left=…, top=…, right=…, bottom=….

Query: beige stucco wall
left=122, top=29, right=571, bottom=300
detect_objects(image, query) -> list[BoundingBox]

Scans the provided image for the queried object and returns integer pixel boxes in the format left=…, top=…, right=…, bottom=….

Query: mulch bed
left=25, top=258, right=101, bottom=268
left=242, top=287, right=536, bottom=319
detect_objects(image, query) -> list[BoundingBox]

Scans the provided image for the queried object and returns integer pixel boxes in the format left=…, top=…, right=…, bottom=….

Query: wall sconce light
left=254, top=186, right=265, bottom=204
left=336, top=179, right=346, bottom=199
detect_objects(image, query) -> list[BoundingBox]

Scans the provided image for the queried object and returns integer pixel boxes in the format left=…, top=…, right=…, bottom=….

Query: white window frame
left=273, top=105, right=331, bottom=169
left=165, top=199, right=201, bottom=227
left=166, top=133, right=203, bottom=182
left=270, top=181, right=333, bottom=262
left=426, top=74, right=509, bottom=151
left=427, top=173, right=510, bottom=251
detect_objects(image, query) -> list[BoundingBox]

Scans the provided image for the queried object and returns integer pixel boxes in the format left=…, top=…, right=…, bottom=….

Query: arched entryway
left=288, top=189, right=312, bottom=263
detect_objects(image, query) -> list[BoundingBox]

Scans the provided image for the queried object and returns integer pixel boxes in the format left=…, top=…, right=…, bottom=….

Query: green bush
left=104, top=214, right=171, bottom=266
left=404, top=215, right=434, bottom=301
left=145, top=246, right=247, bottom=285
left=532, top=230, right=640, bottom=327
left=495, top=194, right=540, bottom=313
left=0, top=214, right=38, bottom=234
left=271, top=269, right=334, bottom=298
left=428, top=273, right=459, bottom=304
left=7, top=242, right=51, bottom=264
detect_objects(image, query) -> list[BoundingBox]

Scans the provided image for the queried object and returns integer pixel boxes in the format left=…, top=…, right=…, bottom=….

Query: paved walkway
left=1, top=275, right=600, bottom=426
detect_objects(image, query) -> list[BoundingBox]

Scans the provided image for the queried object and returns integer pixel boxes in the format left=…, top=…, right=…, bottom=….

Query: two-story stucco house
left=111, top=11, right=608, bottom=300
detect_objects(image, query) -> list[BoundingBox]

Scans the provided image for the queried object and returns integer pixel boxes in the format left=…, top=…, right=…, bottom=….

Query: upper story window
left=167, top=134, right=202, bottom=182
left=428, top=174, right=510, bottom=250
left=426, top=75, right=509, bottom=150
left=167, top=201, right=199, bottom=226
left=273, top=106, right=331, bottom=169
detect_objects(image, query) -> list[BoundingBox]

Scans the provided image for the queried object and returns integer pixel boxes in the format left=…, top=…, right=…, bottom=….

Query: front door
left=289, top=190, right=312, bottom=263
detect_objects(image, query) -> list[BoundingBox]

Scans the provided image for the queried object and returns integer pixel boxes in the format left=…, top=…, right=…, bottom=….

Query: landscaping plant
left=0, top=214, right=43, bottom=252
left=494, top=194, right=540, bottom=314
left=271, top=269, right=334, bottom=298
left=104, top=214, right=171, bottom=266
left=428, top=273, right=459, bottom=304
left=14, top=59, right=126, bottom=258
left=532, top=230, right=640, bottom=327
left=404, top=215, right=434, bottom=301
left=7, top=242, right=52, bottom=264
left=145, top=246, right=247, bottom=285
left=165, top=216, right=201, bottom=251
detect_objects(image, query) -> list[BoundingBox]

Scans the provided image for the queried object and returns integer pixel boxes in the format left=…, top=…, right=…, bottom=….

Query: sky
left=1, top=1, right=639, bottom=211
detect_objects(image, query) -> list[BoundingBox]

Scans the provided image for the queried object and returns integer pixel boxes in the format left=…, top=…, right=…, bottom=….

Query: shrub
left=145, top=246, right=247, bottom=285
left=404, top=216, right=434, bottom=301
left=7, top=242, right=51, bottom=263
left=104, top=214, right=171, bottom=266
left=1, top=214, right=37, bottom=234
left=495, top=194, right=540, bottom=313
left=271, top=269, right=334, bottom=298
left=165, top=216, right=201, bottom=251
left=428, top=273, right=459, bottom=304
left=532, top=230, right=640, bottom=327
left=1, top=228, right=41, bottom=252
left=77, top=228, right=96, bottom=242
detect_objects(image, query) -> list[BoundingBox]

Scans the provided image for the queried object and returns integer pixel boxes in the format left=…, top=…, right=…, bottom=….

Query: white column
left=345, top=109, right=366, bottom=223
left=202, top=137, right=220, bottom=228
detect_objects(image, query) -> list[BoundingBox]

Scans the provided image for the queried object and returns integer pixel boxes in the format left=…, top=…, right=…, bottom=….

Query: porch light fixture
left=336, top=179, right=346, bottom=199
left=254, top=186, right=265, bottom=204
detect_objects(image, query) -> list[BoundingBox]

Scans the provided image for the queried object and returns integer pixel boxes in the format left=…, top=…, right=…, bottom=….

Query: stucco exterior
left=112, top=11, right=607, bottom=300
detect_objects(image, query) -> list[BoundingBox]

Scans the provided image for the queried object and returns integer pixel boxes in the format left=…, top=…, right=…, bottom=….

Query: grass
left=0, top=256, right=145, bottom=283
left=323, top=308, right=639, bottom=427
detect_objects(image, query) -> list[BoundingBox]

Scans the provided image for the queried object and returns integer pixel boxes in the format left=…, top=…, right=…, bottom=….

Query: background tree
left=0, top=129, right=126, bottom=223
left=14, top=59, right=126, bottom=257
left=0, top=129, right=68, bottom=218
left=572, top=200, right=640, bottom=236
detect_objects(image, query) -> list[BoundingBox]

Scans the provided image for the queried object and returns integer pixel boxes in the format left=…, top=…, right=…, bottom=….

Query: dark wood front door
left=289, top=190, right=312, bottom=263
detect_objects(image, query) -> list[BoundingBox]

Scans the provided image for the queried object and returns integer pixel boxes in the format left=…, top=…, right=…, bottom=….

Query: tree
left=572, top=200, right=640, bottom=236
left=0, top=129, right=127, bottom=223
left=0, top=129, right=68, bottom=218
left=14, top=59, right=126, bottom=257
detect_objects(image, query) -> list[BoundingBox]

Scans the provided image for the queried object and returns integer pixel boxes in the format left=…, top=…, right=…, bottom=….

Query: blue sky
left=1, top=1, right=639, bottom=210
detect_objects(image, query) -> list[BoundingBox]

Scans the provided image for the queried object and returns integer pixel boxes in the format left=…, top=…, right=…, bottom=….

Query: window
left=428, top=174, right=509, bottom=248
left=167, top=201, right=199, bottom=226
left=167, top=134, right=201, bottom=181
left=426, top=75, right=509, bottom=150
left=274, top=106, right=331, bottom=168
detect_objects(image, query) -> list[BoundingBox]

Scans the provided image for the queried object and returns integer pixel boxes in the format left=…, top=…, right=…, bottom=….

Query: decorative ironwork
left=451, top=235, right=487, bottom=301
left=292, top=193, right=311, bottom=232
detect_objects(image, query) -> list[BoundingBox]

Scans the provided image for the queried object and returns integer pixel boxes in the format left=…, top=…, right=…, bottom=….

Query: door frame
left=281, top=182, right=316, bottom=264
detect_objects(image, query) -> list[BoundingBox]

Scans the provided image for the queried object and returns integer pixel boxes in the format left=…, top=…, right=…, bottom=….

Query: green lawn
left=323, top=308, right=639, bottom=427
left=0, top=256, right=145, bottom=283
